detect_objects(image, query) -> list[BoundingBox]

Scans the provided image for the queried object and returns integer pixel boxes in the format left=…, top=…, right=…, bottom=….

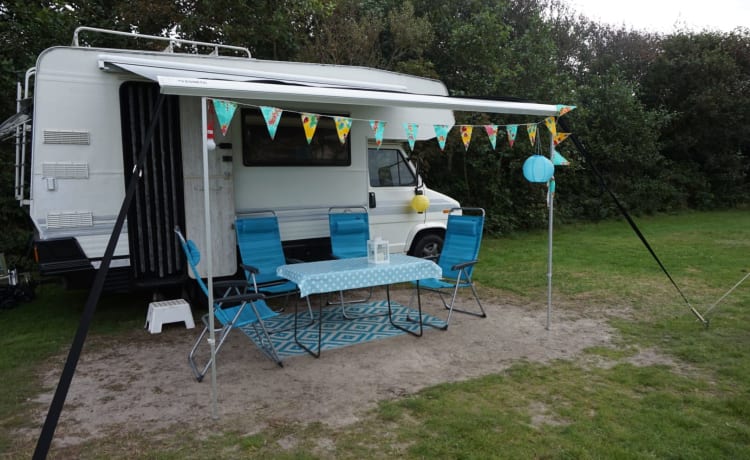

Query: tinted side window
left=368, top=148, right=416, bottom=187
left=241, top=108, right=351, bottom=166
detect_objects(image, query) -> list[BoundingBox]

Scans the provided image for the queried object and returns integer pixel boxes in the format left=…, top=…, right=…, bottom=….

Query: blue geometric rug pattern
left=239, top=300, right=446, bottom=357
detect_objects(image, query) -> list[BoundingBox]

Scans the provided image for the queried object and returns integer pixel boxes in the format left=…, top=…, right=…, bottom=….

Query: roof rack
left=72, top=26, right=252, bottom=58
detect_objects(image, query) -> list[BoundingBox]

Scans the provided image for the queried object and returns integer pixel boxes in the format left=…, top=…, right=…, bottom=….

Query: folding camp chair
left=234, top=211, right=313, bottom=326
left=328, top=206, right=378, bottom=318
left=175, top=227, right=283, bottom=382
left=409, top=208, right=487, bottom=329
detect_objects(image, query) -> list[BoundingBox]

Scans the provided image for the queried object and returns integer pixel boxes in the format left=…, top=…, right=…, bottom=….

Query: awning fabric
left=98, top=54, right=409, bottom=92
left=156, top=76, right=560, bottom=117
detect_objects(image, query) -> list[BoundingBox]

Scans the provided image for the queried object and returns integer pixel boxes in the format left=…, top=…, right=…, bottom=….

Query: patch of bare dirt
left=24, top=286, right=615, bottom=450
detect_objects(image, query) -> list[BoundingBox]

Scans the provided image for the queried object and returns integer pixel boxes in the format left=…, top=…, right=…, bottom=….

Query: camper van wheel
left=411, top=233, right=444, bottom=259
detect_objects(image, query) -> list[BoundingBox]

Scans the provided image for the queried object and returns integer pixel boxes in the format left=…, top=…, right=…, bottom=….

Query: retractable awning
left=156, top=76, right=560, bottom=117
left=98, top=54, right=410, bottom=92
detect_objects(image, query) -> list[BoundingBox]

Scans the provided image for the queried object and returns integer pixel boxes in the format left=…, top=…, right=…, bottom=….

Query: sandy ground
left=26, top=287, right=616, bottom=449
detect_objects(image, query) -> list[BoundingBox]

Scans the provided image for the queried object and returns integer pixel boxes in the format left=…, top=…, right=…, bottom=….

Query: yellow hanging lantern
left=411, top=191, right=430, bottom=213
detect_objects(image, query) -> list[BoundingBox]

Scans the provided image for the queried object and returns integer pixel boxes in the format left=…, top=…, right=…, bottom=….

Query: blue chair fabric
left=328, top=207, right=376, bottom=316
left=235, top=212, right=314, bottom=325
left=411, top=208, right=487, bottom=328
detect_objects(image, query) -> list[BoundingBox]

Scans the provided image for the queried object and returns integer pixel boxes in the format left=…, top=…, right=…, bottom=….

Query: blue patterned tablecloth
left=277, top=254, right=442, bottom=298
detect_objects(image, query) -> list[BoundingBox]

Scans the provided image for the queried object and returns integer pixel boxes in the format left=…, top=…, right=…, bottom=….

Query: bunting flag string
left=333, top=116, right=353, bottom=144
left=527, top=124, right=537, bottom=146
left=460, top=125, right=473, bottom=151
left=301, top=113, right=319, bottom=144
left=207, top=97, right=576, bottom=155
left=260, top=106, right=283, bottom=140
left=506, top=124, right=518, bottom=148
left=484, top=124, right=499, bottom=150
left=212, top=99, right=238, bottom=136
left=404, top=123, right=419, bottom=151
left=434, top=124, right=450, bottom=151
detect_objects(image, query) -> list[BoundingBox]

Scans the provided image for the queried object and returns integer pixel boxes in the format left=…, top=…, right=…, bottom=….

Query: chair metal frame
left=175, top=227, right=283, bottom=382
left=409, top=207, right=487, bottom=329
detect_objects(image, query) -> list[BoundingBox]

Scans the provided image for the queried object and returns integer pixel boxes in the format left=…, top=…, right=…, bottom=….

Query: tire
left=410, top=233, right=444, bottom=259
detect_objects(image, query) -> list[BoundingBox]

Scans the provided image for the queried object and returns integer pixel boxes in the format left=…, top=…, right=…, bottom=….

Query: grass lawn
left=2, top=210, right=749, bottom=458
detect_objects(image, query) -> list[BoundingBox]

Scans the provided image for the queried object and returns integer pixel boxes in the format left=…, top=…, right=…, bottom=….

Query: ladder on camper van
left=11, top=67, right=34, bottom=207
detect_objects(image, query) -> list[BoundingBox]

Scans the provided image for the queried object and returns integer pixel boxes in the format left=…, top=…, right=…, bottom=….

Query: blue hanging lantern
left=522, top=155, right=554, bottom=183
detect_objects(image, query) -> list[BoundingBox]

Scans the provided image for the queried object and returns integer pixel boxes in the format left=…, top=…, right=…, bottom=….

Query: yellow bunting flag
left=544, top=117, right=557, bottom=138
left=527, top=124, right=537, bottom=146
left=460, top=125, right=473, bottom=150
left=301, top=113, right=318, bottom=144
left=333, top=116, right=353, bottom=144
left=553, top=132, right=570, bottom=146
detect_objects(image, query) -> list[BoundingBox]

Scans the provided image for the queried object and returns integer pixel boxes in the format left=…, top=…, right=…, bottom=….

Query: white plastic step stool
left=145, top=299, right=195, bottom=334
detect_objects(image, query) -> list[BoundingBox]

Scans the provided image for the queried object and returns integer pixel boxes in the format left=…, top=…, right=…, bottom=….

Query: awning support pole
left=201, top=97, right=219, bottom=419
left=546, top=131, right=554, bottom=330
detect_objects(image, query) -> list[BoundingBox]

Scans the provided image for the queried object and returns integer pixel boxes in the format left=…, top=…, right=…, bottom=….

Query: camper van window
left=241, top=108, right=350, bottom=166
left=368, top=148, right=417, bottom=187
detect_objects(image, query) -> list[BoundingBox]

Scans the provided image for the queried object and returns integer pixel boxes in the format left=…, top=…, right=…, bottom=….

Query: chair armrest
left=239, top=263, right=260, bottom=275
left=216, top=292, right=266, bottom=305
left=212, top=280, right=251, bottom=289
left=451, top=260, right=478, bottom=271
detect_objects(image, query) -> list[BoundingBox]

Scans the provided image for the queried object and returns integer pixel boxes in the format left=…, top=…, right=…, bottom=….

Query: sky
left=569, top=0, right=750, bottom=34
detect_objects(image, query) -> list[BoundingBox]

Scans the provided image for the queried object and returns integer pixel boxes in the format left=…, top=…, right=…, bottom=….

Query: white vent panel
left=42, top=162, right=89, bottom=179
left=43, top=130, right=91, bottom=145
left=47, top=211, right=94, bottom=229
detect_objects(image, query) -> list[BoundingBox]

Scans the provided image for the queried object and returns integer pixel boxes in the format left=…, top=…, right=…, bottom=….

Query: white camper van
left=8, top=28, right=462, bottom=291
left=6, top=28, right=561, bottom=292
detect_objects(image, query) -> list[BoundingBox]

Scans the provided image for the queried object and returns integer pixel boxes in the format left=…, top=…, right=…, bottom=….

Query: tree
left=640, top=31, right=750, bottom=207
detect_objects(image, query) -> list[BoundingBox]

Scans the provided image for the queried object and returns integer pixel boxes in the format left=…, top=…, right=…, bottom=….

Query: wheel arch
left=405, top=223, right=446, bottom=255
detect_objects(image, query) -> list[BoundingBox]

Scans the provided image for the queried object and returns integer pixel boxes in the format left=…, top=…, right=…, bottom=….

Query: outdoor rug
left=239, top=300, right=447, bottom=357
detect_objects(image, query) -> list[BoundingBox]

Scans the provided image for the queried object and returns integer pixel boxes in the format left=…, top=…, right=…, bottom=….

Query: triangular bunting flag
left=301, top=113, right=319, bottom=144
left=552, top=150, right=570, bottom=166
left=553, top=132, right=570, bottom=146
left=556, top=105, right=577, bottom=117
left=484, top=124, right=498, bottom=150
left=506, top=124, right=518, bottom=148
left=404, top=123, right=419, bottom=151
left=544, top=117, right=557, bottom=138
left=333, top=116, right=353, bottom=144
left=434, top=124, right=450, bottom=151
left=460, top=125, right=473, bottom=151
left=260, top=106, right=283, bottom=139
left=369, top=120, right=387, bottom=148
left=527, top=124, right=537, bottom=146
left=212, top=99, right=237, bottom=136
